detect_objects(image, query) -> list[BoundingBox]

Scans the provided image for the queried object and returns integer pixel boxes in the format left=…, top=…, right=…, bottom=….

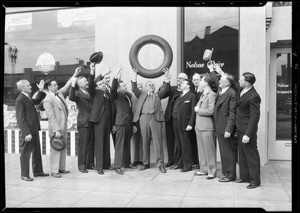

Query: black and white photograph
left=1, top=1, right=297, bottom=211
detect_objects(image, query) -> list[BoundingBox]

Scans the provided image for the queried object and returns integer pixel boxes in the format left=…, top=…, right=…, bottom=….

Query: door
left=268, top=46, right=292, bottom=160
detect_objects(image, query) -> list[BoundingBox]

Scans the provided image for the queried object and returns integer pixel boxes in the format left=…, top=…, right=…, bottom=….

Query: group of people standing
left=15, top=60, right=261, bottom=189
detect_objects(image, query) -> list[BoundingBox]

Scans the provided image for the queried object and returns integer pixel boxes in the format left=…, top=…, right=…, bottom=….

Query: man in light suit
left=111, top=67, right=135, bottom=175
left=172, top=79, right=196, bottom=172
left=15, top=79, right=49, bottom=181
left=235, top=72, right=261, bottom=189
left=194, top=74, right=217, bottom=180
left=69, top=67, right=95, bottom=173
left=214, top=73, right=238, bottom=182
left=131, top=68, right=170, bottom=173
left=43, top=68, right=80, bottom=178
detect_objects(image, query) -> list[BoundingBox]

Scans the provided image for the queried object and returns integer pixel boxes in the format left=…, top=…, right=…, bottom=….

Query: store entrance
left=268, top=43, right=292, bottom=160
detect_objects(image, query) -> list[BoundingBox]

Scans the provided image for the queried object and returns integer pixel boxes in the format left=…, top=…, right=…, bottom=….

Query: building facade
left=3, top=3, right=292, bottom=164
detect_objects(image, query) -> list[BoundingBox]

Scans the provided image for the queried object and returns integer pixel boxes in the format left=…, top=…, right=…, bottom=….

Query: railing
left=4, top=129, right=79, bottom=156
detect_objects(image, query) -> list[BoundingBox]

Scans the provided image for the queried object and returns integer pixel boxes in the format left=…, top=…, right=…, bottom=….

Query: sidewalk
left=4, top=153, right=291, bottom=210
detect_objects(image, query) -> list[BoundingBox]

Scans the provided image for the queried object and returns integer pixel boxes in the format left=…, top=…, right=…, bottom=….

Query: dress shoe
left=165, top=162, right=174, bottom=168
left=131, top=162, right=138, bottom=167
left=234, top=179, right=250, bottom=183
left=21, top=176, right=33, bottom=181
left=87, top=166, right=96, bottom=170
left=51, top=173, right=61, bottom=178
left=115, top=168, right=124, bottom=175
left=192, top=164, right=200, bottom=170
left=108, top=166, right=115, bottom=170
left=58, top=170, right=70, bottom=174
left=79, top=169, right=88, bottom=173
left=159, top=166, right=166, bottom=173
left=137, top=161, right=143, bottom=165
left=97, top=170, right=104, bottom=175
left=194, top=171, right=208, bottom=176
left=247, top=183, right=260, bottom=189
left=219, top=177, right=235, bottom=182
left=206, top=175, right=216, bottom=180
left=169, top=165, right=181, bottom=170
left=128, top=164, right=137, bottom=169
left=33, top=172, right=49, bottom=177
left=138, top=165, right=150, bottom=171
left=180, top=168, right=192, bottom=172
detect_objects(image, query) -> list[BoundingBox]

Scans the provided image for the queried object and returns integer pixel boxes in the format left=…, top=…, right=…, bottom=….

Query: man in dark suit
left=163, top=72, right=188, bottom=169
left=69, top=66, right=95, bottom=173
left=172, top=79, right=196, bottom=172
left=131, top=68, right=170, bottom=173
left=15, top=79, right=49, bottom=181
left=89, top=65, right=114, bottom=175
left=235, top=72, right=261, bottom=189
left=191, top=73, right=201, bottom=169
left=214, top=73, right=237, bottom=182
left=111, top=68, right=135, bottom=175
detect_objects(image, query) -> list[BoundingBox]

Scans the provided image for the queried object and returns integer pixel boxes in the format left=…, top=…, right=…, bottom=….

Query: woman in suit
left=194, top=74, right=217, bottom=180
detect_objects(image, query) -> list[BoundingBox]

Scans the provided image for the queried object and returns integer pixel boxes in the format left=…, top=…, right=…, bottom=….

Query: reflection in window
left=184, top=7, right=239, bottom=81
left=276, top=53, right=292, bottom=140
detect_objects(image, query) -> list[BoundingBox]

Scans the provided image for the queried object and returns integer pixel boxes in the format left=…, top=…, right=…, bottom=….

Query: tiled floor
left=4, top=153, right=292, bottom=210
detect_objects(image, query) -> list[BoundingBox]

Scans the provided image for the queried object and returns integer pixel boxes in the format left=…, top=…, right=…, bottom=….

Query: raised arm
left=69, top=77, right=79, bottom=103
left=59, top=67, right=81, bottom=97
left=131, top=68, right=141, bottom=98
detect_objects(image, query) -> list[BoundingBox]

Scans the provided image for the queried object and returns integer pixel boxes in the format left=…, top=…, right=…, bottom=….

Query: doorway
left=268, top=42, right=292, bottom=160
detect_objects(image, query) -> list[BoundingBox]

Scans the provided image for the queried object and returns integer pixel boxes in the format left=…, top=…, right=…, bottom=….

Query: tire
left=129, top=35, right=173, bottom=78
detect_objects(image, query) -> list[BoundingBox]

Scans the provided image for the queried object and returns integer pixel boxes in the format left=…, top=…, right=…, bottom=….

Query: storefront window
left=184, top=7, right=239, bottom=81
left=276, top=53, right=292, bottom=140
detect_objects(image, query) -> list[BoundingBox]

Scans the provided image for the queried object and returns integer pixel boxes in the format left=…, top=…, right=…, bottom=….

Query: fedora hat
left=50, top=136, right=66, bottom=151
left=89, top=51, right=103, bottom=64
left=203, top=48, right=214, bottom=61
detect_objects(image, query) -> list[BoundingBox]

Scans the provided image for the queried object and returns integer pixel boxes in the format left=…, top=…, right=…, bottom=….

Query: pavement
left=3, top=153, right=291, bottom=210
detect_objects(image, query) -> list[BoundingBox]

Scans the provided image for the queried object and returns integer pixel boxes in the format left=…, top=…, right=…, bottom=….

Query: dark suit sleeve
left=225, top=90, right=237, bottom=133
left=158, top=82, right=170, bottom=99
left=31, top=91, right=46, bottom=105
left=111, top=78, right=118, bottom=100
left=188, top=94, right=196, bottom=128
left=89, top=74, right=96, bottom=97
left=15, top=99, right=31, bottom=136
left=131, top=81, right=141, bottom=98
left=245, top=94, right=261, bottom=137
left=69, top=86, right=79, bottom=102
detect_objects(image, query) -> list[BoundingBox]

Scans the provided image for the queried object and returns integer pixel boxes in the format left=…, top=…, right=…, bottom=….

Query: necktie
left=219, top=90, right=222, bottom=96
left=125, top=95, right=132, bottom=108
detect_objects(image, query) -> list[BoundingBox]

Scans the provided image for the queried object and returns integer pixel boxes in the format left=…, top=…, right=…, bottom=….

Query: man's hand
left=163, top=68, right=171, bottom=82
left=71, top=77, right=78, bottom=87
left=24, top=134, right=32, bottom=142
left=194, top=105, right=200, bottom=112
left=242, top=135, right=250, bottom=143
left=115, top=66, right=123, bottom=80
left=37, top=80, right=45, bottom=91
left=55, top=131, right=62, bottom=138
left=74, top=67, right=81, bottom=77
left=207, top=61, right=215, bottom=72
left=132, top=68, right=138, bottom=82
left=112, top=125, right=116, bottom=134
left=186, top=125, right=192, bottom=131
left=213, top=63, right=224, bottom=76
left=133, top=126, right=137, bottom=133
left=90, top=63, right=96, bottom=75
left=224, top=132, right=231, bottom=138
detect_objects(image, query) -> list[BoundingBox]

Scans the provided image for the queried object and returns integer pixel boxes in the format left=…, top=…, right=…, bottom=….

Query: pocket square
left=184, top=100, right=190, bottom=103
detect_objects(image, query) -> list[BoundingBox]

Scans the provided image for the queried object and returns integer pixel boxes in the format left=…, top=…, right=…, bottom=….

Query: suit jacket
left=214, top=87, right=237, bottom=134
left=111, top=78, right=133, bottom=126
left=69, top=86, right=93, bottom=128
left=164, top=85, right=181, bottom=123
left=175, top=91, right=196, bottom=131
left=195, top=89, right=216, bottom=131
left=89, top=74, right=114, bottom=126
left=43, top=82, right=71, bottom=137
left=15, top=91, right=45, bottom=138
left=132, top=81, right=170, bottom=123
left=236, top=87, right=261, bottom=137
